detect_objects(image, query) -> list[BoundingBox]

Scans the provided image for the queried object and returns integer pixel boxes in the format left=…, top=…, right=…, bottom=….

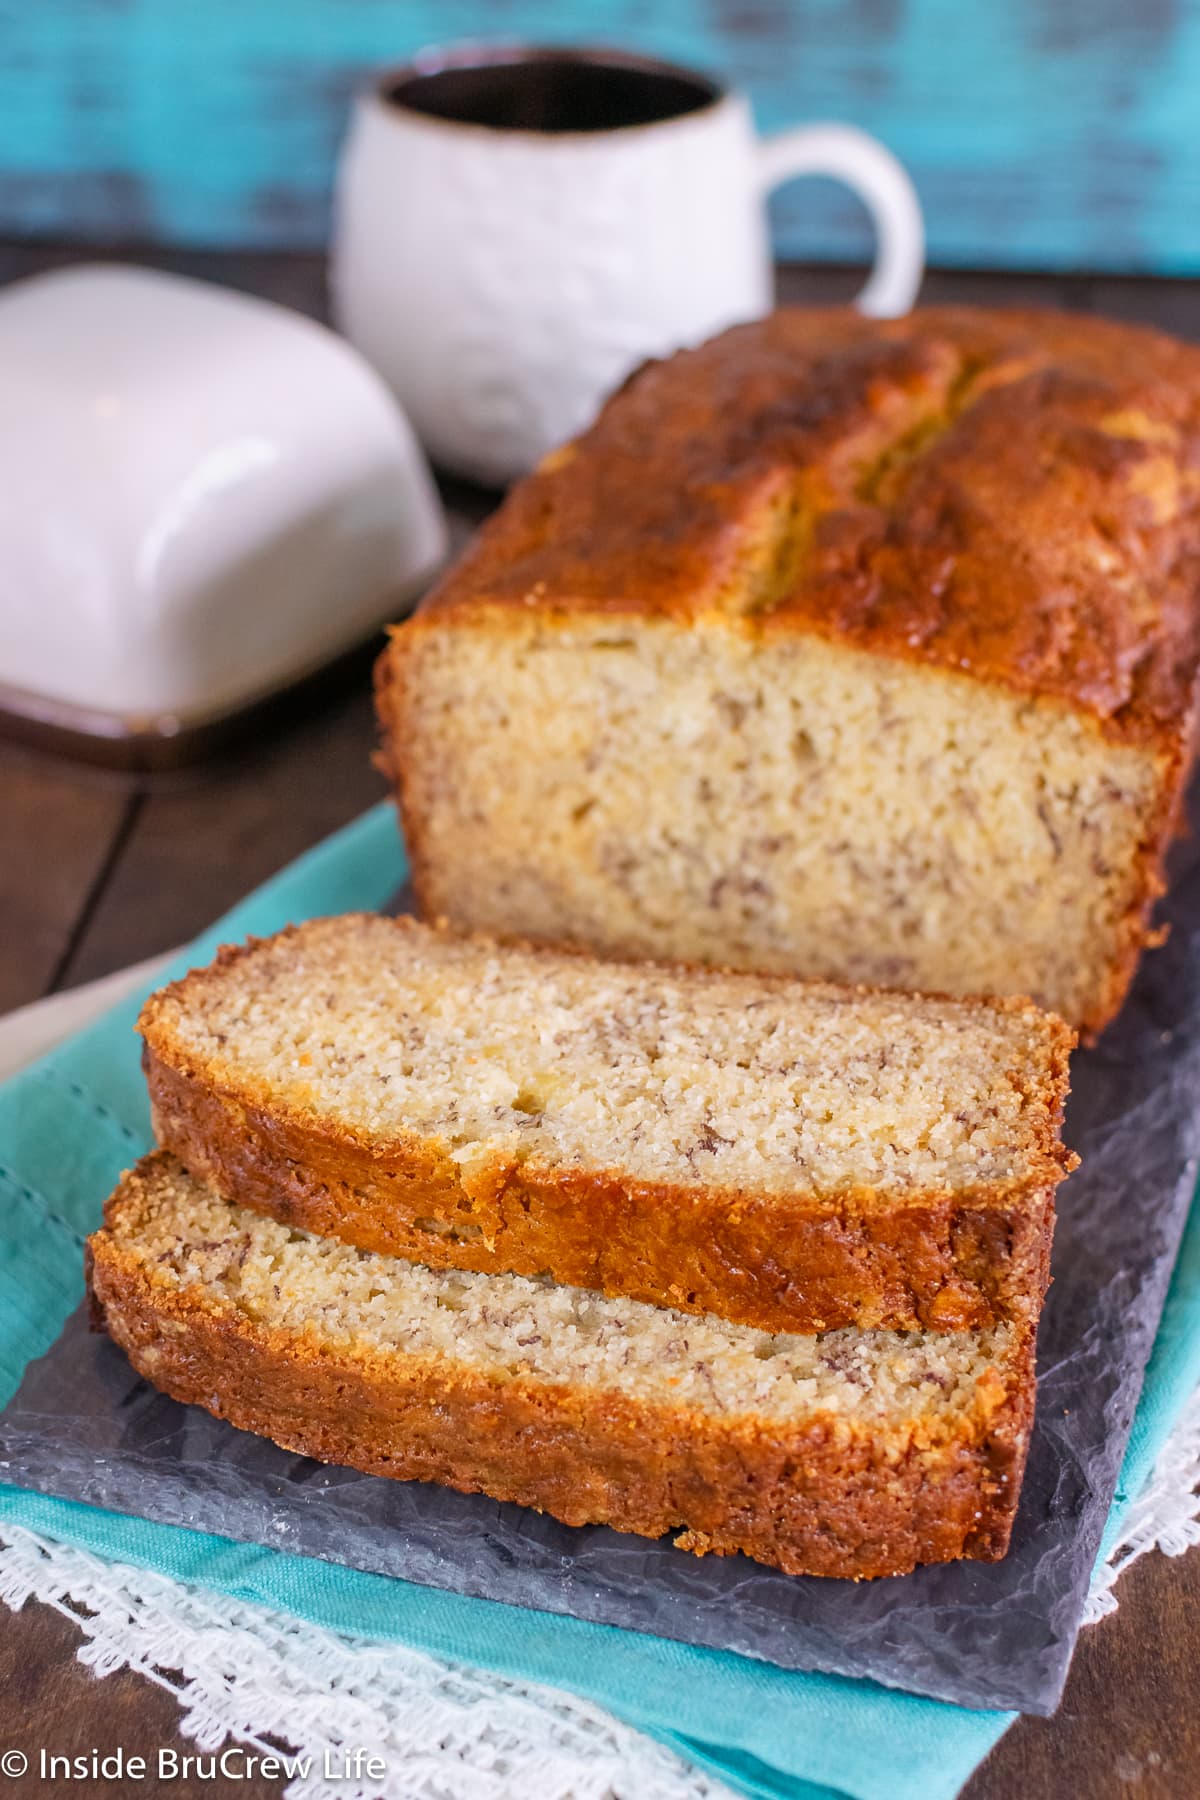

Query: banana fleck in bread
left=88, top=1154, right=1038, bottom=1580
left=140, top=914, right=1075, bottom=1337
left=377, top=306, right=1200, bottom=1037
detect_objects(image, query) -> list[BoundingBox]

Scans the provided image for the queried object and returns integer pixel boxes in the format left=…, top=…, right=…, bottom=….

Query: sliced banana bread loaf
left=140, top=914, right=1075, bottom=1336
left=88, top=1154, right=1037, bottom=1579
left=377, top=306, right=1200, bottom=1036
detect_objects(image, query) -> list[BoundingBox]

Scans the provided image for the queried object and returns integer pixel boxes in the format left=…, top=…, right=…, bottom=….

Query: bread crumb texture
left=103, top=1157, right=1018, bottom=1438
left=395, top=622, right=1161, bottom=1030
left=142, top=915, right=1071, bottom=1200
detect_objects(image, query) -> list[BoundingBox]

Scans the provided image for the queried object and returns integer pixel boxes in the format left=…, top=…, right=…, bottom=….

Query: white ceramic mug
left=332, top=44, right=924, bottom=484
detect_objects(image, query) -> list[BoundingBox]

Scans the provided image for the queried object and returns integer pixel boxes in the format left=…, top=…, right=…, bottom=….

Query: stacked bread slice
left=87, top=914, right=1076, bottom=1579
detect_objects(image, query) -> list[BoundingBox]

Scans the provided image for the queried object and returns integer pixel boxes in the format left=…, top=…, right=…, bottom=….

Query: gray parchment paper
left=3, top=823, right=1200, bottom=1716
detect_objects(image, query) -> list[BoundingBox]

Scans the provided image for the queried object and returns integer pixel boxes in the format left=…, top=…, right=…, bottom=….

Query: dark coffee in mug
left=385, top=50, right=720, bottom=136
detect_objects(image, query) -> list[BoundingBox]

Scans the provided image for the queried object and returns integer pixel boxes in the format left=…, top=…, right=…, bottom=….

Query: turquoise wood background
left=2, top=0, right=1199, bottom=272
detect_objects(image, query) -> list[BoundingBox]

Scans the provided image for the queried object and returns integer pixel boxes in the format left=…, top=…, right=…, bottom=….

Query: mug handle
left=756, top=123, right=924, bottom=317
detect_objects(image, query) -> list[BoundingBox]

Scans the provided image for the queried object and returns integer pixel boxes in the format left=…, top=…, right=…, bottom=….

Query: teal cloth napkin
left=2, top=801, right=1199, bottom=1800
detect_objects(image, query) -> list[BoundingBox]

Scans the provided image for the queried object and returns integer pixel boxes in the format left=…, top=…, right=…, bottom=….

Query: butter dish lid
left=0, top=264, right=448, bottom=759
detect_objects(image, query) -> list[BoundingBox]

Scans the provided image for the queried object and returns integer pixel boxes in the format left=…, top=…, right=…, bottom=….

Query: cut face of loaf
left=140, top=914, right=1075, bottom=1336
left=377, top=305, right=1200, bottom=1036
left=88, top=1154, right=1038, bottom=1580
left=382, top=617, right=1171, bottom=1035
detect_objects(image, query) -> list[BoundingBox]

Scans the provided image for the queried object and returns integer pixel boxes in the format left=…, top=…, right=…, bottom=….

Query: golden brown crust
left=144, top=1046, right=1058, bottom=1335
left=87, top=1161, right=1037, bottom=1580
left=139, top=919, right=1075, bottom=1336
left=407, top=307, right=1200, bottom=747
left=376, top=307, right=1200, bottom=1040
left=374, top=638, right=442, bottom=926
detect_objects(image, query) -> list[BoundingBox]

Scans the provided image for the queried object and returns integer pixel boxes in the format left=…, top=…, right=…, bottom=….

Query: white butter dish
left=0, top=264, right=447, bottom=765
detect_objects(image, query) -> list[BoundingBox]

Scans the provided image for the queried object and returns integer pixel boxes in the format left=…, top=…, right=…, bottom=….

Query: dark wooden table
left=0, top=244, right=1197, bottom=1799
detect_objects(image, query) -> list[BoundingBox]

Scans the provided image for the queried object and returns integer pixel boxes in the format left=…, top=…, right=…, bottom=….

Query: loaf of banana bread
left=87, top=1154, right=1038, bottom=1580
left=377, top=306, right=1200, bottom=1036
left=140, top=914, right=1075, bottom=1336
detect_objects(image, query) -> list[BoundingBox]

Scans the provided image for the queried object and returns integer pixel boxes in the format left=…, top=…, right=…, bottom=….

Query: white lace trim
left=0, top=1528, right=733, bottom=1800
left=1080, top=1381, right=1200, bottom=1625
left=2, top=1388, right=1197, bottom=1798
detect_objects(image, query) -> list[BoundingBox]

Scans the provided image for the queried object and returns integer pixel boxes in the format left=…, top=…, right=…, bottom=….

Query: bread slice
left=376, top=306, right=1200, bottom=1036
left=140, top=914, right=1075, bottom=1337
left=87, top=1153, right=1038, bottom=1579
